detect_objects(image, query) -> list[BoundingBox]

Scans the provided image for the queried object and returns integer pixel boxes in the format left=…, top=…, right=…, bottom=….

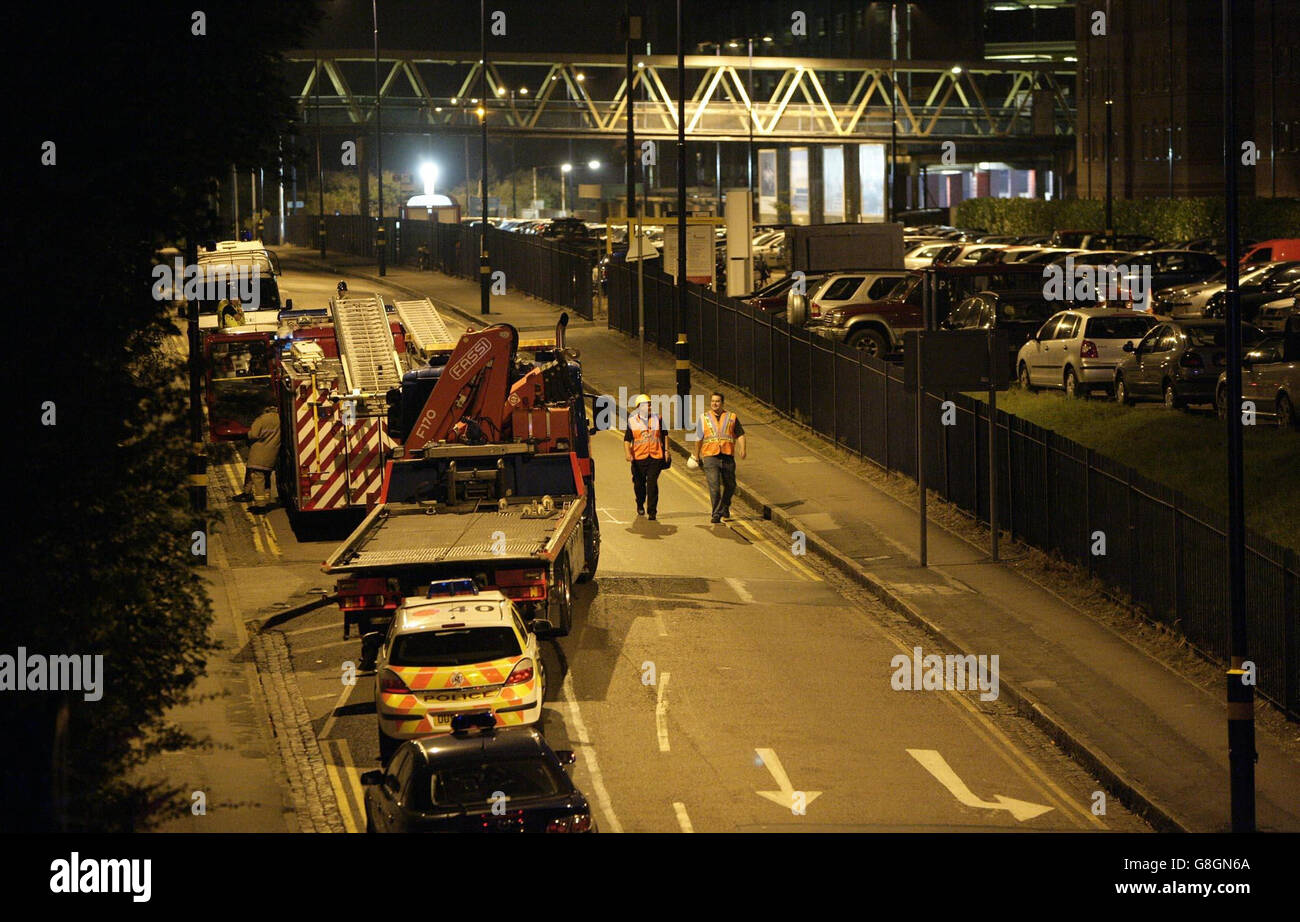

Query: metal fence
left=608, top=263, right=1300, bottom=719
left=284, top=215, right=594, bottom=320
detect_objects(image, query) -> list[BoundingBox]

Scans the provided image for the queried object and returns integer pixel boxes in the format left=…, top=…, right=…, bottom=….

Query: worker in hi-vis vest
left=691, top=391, right=747, bottom=524
left=623, top=394, right=669, bottom=520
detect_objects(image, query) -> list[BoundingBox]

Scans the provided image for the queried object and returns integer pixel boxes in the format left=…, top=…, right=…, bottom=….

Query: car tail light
left=378, top=670, right=411, bottom=695
left=505, top=657, right=535, bottom=686
left=1080, top=339, right=1098, bottom=359
left=546, top=812, right=593, bottom=833
left=810, top=301, right=822, bottom=317
left=1181, top=352, right=1204, bottom=369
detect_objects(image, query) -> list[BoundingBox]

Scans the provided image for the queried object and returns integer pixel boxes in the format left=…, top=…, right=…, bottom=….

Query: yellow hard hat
left=632, top=393, right=651, bottom=407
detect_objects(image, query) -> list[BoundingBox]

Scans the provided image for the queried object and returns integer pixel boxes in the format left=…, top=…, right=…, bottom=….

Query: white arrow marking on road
left=907, top=749, right=1054, bottom=822
left=755, top=748, right=822, bottom=810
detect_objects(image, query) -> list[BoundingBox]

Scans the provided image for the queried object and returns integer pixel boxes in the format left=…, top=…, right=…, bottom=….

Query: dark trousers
left=701, top=454, right=736, bottom=518
left=631, top=458, right=664, bottom=514
left=244, top=467, right=272, bottom=490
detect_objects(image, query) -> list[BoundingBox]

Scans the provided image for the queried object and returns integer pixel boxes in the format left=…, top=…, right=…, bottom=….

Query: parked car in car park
left=1240, top=238, right=1300, bottom=266
left=903, top=241, right=954, bottom=270
left=745, top=272, right=828, bottom=315
left=1112, top=319, right=1266, bottom=409
left=1215, top=334, right=1300, bottom=429
left=1254, top=284, right=1300, bottom=332
left=943, top=291, right=1059, bottom=376
left=1016, top=308, right=1160, bottom=397
left=1203, top=261, right=1300, bottom=322
left=801, top=269, right=909, bottom=323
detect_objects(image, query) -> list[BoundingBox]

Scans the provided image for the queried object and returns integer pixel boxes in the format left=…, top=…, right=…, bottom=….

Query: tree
left=7, top=0, right=321, bottom=831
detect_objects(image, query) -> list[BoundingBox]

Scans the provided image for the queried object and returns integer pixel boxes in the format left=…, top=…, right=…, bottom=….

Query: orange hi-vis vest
left=699, top=411, right=736, bottom=457
left=630, top=414, right=665, bottom=460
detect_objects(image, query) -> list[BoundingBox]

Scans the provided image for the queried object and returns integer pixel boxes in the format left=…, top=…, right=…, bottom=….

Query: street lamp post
left=373, top=0, right=385, bottom=276
left=675, top=0, right=688, bottom=408
left=479, top=0, right=489, bottom=315
left=1221, top=0, right=1255, bottom=835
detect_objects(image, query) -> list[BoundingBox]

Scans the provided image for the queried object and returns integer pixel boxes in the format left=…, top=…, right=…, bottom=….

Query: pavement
left=274, top=244, right=1300, bottom=833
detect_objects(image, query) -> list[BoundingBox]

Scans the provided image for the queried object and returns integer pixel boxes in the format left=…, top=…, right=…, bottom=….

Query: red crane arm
left=404, top=325, right=519, bottom=450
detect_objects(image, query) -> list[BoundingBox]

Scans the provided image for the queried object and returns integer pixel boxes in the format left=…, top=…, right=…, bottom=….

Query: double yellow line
left=320, top=738, right=367, bottom=833
left=216, top=458, right=281, bottom=556
left=661, top=455, right=820, bottom=582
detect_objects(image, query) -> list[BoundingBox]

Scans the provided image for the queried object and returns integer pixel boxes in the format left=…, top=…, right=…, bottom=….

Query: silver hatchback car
left=1016, top=308, right=1161, bottom=397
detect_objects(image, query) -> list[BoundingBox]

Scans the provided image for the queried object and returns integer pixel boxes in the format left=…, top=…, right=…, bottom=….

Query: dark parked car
left=1107, top=250, right=1225, bottom=305
left=1216, top=333, right=1300, bottom=429
left=362, top=720, right=595, bottom=833
left=745, top=271, right=828, bottom=314
left=1113, top=319, right=1266, bottom=409
left=943, top=291, right=1060, bottom=376
left=1203, top=261, right=1300, bottom=321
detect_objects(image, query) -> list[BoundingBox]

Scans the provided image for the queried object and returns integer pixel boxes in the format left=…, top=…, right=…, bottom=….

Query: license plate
left=432, top=713, right=454, bottom=726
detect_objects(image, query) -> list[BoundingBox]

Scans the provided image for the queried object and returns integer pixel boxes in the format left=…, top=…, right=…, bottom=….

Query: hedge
left=953, top=196, right=1300, bottom=242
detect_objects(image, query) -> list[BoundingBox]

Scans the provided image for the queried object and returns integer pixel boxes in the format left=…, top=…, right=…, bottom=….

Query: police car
left=375, top=580, right=547, bottom=763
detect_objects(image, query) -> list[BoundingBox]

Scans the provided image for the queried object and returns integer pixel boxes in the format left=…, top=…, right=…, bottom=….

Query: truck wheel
left=578, top=485, right=600, bottom=582
left=847, top=328, right=887, bottom=359
left=550, top=554, right=574, bottom=637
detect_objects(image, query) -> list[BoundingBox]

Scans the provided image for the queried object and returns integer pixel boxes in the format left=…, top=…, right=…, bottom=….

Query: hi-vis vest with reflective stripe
left=699, top=411, right=736, bottom=456
left=630, top=414, right=665, bottom=460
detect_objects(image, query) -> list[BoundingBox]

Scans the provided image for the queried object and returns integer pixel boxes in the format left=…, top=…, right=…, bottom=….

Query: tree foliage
left=7, top=0, right=321, bottom=831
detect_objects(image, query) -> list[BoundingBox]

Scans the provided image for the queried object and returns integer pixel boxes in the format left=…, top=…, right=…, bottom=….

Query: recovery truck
left=319, top=313, right=598, bottom=665
left=321, top=314, right=600, bottom=668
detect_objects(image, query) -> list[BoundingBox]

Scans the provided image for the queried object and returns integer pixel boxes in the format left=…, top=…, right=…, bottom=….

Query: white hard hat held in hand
left=687, top=455, right=699, bottom=471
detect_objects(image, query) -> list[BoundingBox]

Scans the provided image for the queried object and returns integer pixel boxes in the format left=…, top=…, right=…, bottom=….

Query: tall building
left=1075, top=0, right=1299, bottom=201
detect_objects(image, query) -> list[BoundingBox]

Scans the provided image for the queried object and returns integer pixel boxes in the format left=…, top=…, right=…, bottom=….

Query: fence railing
left=284, top=215, right=595, bottom=320
left=608, top=262, right=1300, bottom=719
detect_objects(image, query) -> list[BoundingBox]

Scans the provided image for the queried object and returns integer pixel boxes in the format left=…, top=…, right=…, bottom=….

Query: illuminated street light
left=561, top=163, right=573, bottom=173
left=419, top=161, right=439, bottom=195
left=588, top=160, right=601, bottom=170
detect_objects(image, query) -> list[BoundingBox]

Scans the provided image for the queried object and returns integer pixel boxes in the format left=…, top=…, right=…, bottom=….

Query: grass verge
left=982, top=388, right=1300, bottom=554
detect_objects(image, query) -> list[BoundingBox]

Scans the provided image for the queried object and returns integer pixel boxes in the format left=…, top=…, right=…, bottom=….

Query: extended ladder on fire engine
left=393, top=298, right=457, bottom=358
left=331, top=295, right=404, bottom=396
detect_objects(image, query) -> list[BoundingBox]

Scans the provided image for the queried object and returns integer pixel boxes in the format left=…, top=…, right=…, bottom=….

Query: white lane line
left=597, top=507, right=628, bottom=524
left=291, top=638, right=355, bottom=656
left=318, top=680, right=358, bottom=741
left=725, top=577, right=754, bottom=603
left=283, top=623, right=340, bottom=637
left=560, top=672, right=624, bottom=834
left=673, top=802, right=694, bottom=833
left=655, top=672, right=671, bottom=752
left=654, top=612, right=669, bottom=637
